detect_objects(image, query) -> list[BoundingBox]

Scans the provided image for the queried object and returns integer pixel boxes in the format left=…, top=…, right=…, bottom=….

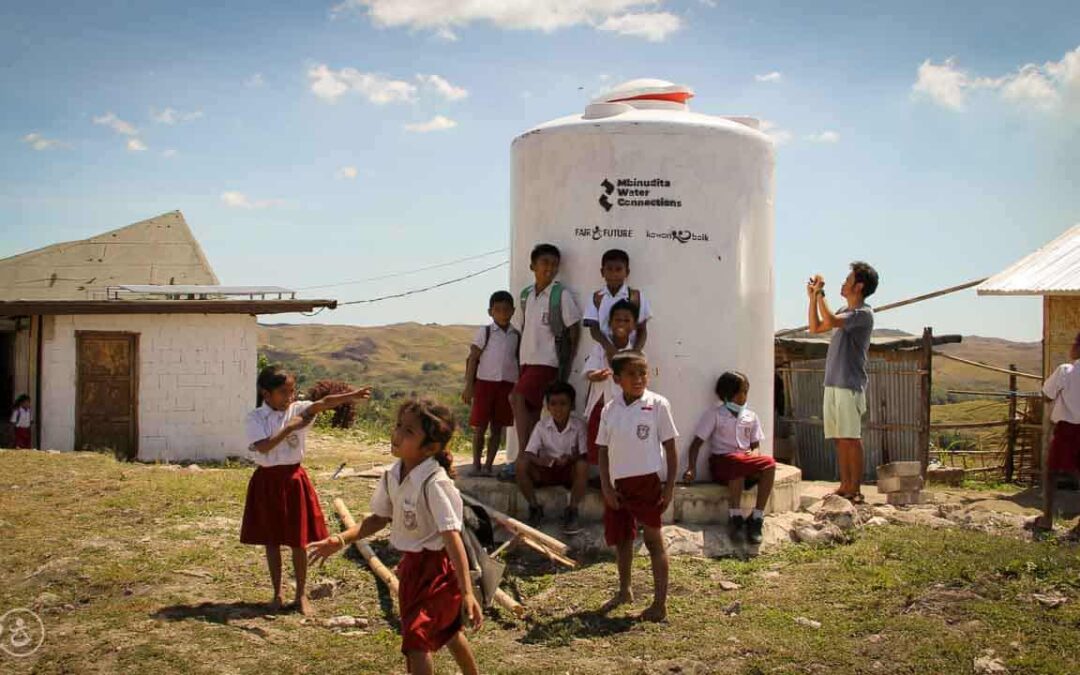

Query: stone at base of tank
left=886, top=490, right=928, bottom=506
left=455, top=463, right=802, bottom=525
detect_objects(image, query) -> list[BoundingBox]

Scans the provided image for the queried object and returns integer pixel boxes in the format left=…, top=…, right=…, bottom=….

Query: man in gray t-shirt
left=807, top=261, right=879, bottom=502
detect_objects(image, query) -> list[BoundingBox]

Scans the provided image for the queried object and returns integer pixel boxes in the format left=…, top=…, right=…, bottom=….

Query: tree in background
left=307, top=380, right=357, bottom=429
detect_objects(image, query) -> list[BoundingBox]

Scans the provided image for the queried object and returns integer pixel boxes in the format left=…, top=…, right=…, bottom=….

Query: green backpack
left=520, top=282, right=572, bottom=382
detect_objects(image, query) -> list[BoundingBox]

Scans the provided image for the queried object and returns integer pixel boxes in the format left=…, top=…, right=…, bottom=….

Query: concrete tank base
left=455, top=462, right=802, bottom=525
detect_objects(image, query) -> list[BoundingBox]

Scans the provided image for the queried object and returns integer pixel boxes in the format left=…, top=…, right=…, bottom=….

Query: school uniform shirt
left=583, top=283, right=653, bottom=338
left=583, top=342, right=634, bottom=416
left=244, top=401, right=314, bottom=467
left=693, top=405, right=765, bottom=456
left=595, top=389, right=678, bottom=481
left=472, top=323, right=520, bottom=383
left=371, top=457, right=464, bottom=552
left=513, top=283, right=582, bottom=368
left=525, top=415, right=588, bottom=466
left=10, top=408, right=32, bottom=428
left=1044, top=360, right=1080, bottom=424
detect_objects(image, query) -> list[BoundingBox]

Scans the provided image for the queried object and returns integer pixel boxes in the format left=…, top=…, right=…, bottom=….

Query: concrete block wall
left=39, top=313, right=257, bottom=461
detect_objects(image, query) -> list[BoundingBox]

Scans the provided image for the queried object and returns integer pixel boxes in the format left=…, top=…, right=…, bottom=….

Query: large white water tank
left=510, top=79, right=775, bottom=479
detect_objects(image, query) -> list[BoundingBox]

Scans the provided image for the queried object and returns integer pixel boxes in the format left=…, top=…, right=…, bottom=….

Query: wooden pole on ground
left=332, top=497, right=525, bottom=618
left=460, top=492, right=571, bottom=556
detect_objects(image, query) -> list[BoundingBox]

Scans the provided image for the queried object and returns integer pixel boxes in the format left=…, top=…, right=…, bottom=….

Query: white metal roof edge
left=976, top=223, right=1080, bottom=295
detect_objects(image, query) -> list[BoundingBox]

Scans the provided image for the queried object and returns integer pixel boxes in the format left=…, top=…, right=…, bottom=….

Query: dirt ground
left=2, top=432, right=1079, bottom=674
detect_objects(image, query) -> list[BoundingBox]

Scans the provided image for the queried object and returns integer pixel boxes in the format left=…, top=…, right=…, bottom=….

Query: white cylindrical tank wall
left=510, top=79, right=775, bottom=480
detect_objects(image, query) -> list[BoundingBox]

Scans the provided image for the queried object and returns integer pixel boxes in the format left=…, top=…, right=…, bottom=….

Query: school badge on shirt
left=403, top=509, right=418, bottom=530
left=637, top=424, right=650, bottom=440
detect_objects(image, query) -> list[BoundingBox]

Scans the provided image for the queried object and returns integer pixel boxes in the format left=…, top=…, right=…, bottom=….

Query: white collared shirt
left=583, top=342, right=634, bottom=415
left=1044, top=360, right=1080, bottom=424
left=244, top=401, right=314, bottom=467
left=525, top=414, right=588, bottom=466
left=513, top=282, right=582, bottom=368
left=472, top=323, right=520, bottom=383
left=371, top=458, right=463, bottom=552
left=583, top=283, right=652, bottom=338
left=693, top=404, right=765, bottom=456
left=595, top=389, right=678, bottom=481
left=10, top=408, right=32, bottom=428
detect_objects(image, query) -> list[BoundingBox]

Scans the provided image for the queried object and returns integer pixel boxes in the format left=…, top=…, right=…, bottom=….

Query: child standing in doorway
left=10, top=395, right=32, bottom=449
left=241, top=365, right=371, bottom=615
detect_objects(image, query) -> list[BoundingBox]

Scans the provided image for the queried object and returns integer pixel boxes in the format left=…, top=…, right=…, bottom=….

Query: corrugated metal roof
left=0, top=211, right=218, bottom=301
left=977, top=223, right=1080, bottom=296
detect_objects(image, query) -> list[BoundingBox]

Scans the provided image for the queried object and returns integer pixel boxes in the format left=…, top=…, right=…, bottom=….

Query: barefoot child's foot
left=295, top=595, right=316, bottom=616
left=602, top=589, right=634, bottom=611
left=640, top=603, right=667, bottom=623
left=268, top=596, right=284, bottom=613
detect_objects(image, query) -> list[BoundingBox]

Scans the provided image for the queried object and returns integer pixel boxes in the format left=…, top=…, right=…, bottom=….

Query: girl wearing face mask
left=683, top=371, right=776, bottom=545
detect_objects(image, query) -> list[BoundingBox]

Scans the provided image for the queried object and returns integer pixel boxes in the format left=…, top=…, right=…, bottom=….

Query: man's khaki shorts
left=823, top=386, right=866, bottom=440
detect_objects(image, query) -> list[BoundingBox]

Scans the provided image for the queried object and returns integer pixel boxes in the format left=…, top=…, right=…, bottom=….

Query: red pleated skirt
left=240, top=464, right=329, bottom=548
left=397, top=549, right=463, bottom=655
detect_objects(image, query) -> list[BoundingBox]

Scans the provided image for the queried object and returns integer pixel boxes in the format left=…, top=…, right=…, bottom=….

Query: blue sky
left=2, top=1, right=1078, bottom=341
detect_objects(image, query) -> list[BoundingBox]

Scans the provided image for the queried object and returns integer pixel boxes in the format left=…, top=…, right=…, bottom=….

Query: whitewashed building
left=0, top=211, right=334, bottom=461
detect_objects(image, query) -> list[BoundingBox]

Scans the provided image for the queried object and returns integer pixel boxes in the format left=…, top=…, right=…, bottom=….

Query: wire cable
left=297, top=247, right=508, bottom=291
left=336, top=260, right=508, bottom=306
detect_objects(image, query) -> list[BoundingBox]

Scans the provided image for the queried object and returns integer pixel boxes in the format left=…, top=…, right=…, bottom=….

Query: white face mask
left=724, top=402, right=744, bottom=415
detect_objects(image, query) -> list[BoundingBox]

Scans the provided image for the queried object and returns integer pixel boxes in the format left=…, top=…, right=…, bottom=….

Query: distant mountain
left=258, top=324, right=1043, bottom=401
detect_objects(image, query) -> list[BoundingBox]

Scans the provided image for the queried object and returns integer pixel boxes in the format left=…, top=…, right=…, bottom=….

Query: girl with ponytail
left=307, top=399, right=481, bottom=675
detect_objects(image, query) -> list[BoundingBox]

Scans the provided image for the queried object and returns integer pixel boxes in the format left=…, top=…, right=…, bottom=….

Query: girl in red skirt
left=242, top=365, right=370, bottom=615
left=1037, top=333, right=1080, bottom=534
left=308, top=399, right=482, bottom=675
left=10, top=394, right=33, bottom=449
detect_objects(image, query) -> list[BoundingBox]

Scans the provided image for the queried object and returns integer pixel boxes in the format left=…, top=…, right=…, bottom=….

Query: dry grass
left=2, top=433, right=1080, bottom=674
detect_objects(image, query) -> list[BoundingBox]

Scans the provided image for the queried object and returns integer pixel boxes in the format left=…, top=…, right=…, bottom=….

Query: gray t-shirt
left=824, top=305, right=874, bottom=392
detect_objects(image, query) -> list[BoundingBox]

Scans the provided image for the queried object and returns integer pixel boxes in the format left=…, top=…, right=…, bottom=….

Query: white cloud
left=331, top=0, right=683, bottom=41
left=308, top=64, right=418, bottom=104
left=22, top=132, right=66, bottom=150
left=913, top=46, right=1080, bottom=116
left=93, top=112, right=138, bottom=136
left=404, top=115, right=457, bottom=133
left=759, top=120, right=792, bottom=145
left=435, top=26, right=458, bottom=41
left=416, top=74, right=468, bottom=101
left=755, top=71, right=782, bottom=83
left=162, top=148, right=177, bottom=158
left=805, top=130, right=840, bottom=143
left=596, top=12, right=682, bottom=42
left=151, top=107, right=204, bottom=125
left=126, top=138, right=148, bottom=152
left=245, top=73, right=265, bottom=88
left=220, top=191, right=284, bottom=209
left=336, top=165, right=359, bottom=179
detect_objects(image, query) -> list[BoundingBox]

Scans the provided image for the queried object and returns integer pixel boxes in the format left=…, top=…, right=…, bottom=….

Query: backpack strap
left=628, top=287, right=640, bottom=310
left=548, top=281, right=565, bottom=337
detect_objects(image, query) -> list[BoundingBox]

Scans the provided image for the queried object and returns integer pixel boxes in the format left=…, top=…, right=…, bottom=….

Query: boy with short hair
left=584, top=249, right=652, bottom=357
left=596, top=351, right=678, bottom=622
left=463, top=291, right=520, bottom=476
left=584, top=299, right=638, bottom=465
left=807, top=261, right=879, bottom=503
left=515, top=381, right=589, bottom=534
left=511, top=244, right=582, bottom=457
left=1037, top=332, right=1080, bottom=535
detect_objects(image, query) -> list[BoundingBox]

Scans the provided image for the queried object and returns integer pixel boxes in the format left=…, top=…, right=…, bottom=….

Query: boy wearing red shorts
left=515, top=381, right=589, bottom=534
left=510, top=243, right=582, bottom=459
left=463, top=291, right=520, bottom=476
left=684, top=371, right=776, bottom=544
left=1037, top=332, right=1080, bottom=535
left=596, top=351, right=678, bottom=622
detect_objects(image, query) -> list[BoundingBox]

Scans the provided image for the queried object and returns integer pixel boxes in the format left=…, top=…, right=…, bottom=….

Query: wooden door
left=76, top=332, right=138, bottom=459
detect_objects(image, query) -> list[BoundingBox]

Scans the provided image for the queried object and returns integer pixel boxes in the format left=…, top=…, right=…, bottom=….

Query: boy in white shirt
left=596, top=351, right=678, bottom=622
left=462, top=291, right=520, bottom=476
left=584, top=299, right=638, bottom=466
left=10, top=394, right=32, bottom=449
left=683, top=371, right=776, bottom=544
left=510, top=243, right=582, bottom=460
left=1037, top=332, right=1080, bottom=534
left=515, top=381, right=589, bottom=533
left=583, top=249, right=652, bottom=357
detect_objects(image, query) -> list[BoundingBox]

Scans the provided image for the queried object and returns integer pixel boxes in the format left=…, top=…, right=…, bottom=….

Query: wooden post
left=1005, top=364, right=1018, bottom=482
left=461, top=492, right=571, bottom=556
left=919, top=327, right=933, bottom=477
